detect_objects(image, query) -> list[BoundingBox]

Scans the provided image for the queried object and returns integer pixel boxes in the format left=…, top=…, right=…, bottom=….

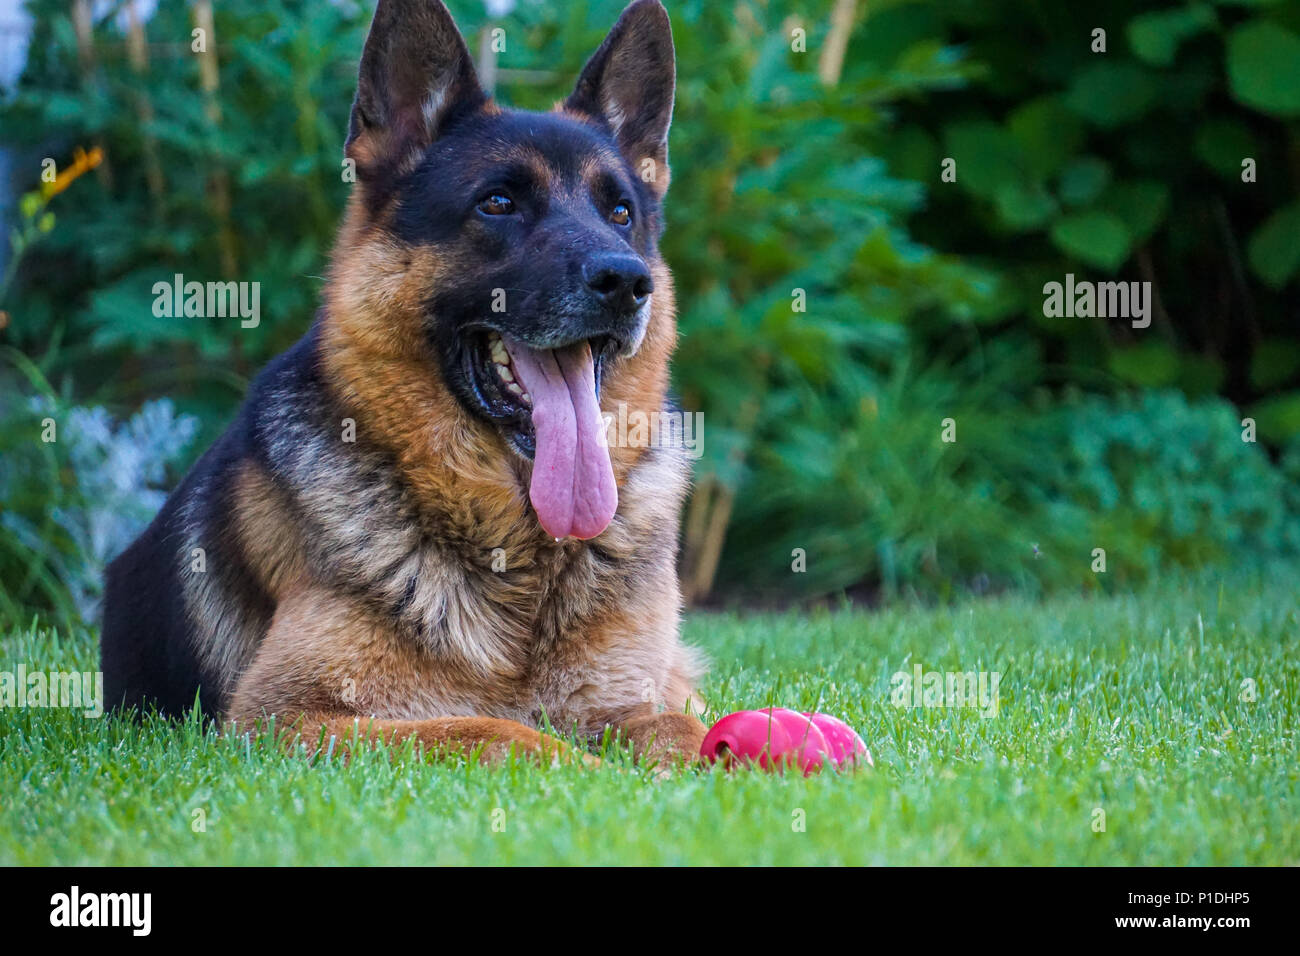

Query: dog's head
left=327, top=0, right=677, bottom=542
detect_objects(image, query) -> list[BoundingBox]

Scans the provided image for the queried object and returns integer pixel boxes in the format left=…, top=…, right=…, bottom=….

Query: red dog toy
left=699, top=708, right=872, bottom=775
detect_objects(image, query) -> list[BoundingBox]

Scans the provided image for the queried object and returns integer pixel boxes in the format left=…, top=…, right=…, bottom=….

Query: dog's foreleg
left=233, top=713, right=598, bottom=767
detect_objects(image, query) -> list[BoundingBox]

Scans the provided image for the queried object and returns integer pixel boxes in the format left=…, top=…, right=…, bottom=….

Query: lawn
left=1, top=567, right=1296, bottom=866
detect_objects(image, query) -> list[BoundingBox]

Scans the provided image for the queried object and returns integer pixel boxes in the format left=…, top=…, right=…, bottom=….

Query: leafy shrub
left=1058, top=390, right=1300, bottom=578
left=719, top=343, right=1081, bottom=600
left=0, top=356, right=197, bottom=628
left=1, top=0, right=1298, bottom=610
left=719, top=381, right=1300, bottom=601
left=865, top=0, right=1300, bottom=437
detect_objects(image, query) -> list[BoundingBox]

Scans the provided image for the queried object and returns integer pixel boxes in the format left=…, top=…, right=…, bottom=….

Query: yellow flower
left=41, top=146, right=103, bottom=199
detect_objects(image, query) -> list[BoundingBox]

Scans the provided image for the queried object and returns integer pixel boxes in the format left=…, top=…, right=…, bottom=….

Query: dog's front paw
left=617, top=712, right=707, bottom=772
left=461, top=718, right=598, bottom=768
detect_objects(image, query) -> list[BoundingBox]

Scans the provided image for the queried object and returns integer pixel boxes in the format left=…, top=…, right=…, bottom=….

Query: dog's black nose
left=582, top=253, right=653, bottom=314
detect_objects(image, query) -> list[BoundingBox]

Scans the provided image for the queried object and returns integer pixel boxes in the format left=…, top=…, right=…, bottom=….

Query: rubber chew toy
left=700, top=707, right=872, bottom=775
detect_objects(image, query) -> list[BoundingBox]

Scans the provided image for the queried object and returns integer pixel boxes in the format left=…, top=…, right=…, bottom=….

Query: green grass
left=2, top=567, right=1297, bottom=865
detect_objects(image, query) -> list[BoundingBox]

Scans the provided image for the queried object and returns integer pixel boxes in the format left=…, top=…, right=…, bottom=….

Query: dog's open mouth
left=463, top=330, right=619, bottom=540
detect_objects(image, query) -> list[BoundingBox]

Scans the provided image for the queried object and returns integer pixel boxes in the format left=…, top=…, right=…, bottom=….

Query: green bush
left=1058, top=390, right=1300, bottom=577
left=0, top=351, right=197, bottom=630
left=1, top=0, right=1298, bottom=612
left=865, top=0, right=1300, bottom=435
left=719, top=342, right=1079, bottom=600
left=721, top=383, right=1300, bottom=600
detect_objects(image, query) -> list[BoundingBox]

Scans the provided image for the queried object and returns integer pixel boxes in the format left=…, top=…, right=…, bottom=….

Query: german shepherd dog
left=101, top=0, right=707, bottom=766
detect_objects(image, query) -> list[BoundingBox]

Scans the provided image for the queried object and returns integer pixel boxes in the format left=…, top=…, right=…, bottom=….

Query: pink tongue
left=503, top=337, right=617, bottom=540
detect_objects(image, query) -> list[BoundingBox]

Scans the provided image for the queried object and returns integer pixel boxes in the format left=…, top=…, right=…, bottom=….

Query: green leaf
left=1007, top=96, right=1085, bottom=178
left=1178, top=354, right=1225, bottom=397
left=1109, top=343, right=1181, bottom=388
left=1050, top=212, right=1132, bottom=271
left=1098, top=180, right=1169, bottom=244
left=884, top=126, right=939, bottom=185
left=993, top=181, right=1057, bottom=230
left=1248, top=392, right=1300, bottom=442
left=942, top=121, right=1027, bottom=198
left=1251, top=339, right=1300, bottom=391
left=1127, top=6, right=1216, bottom=66
left=1247, top=201, right=1300, bottom=288
left=1065, top=63, right=1156, bottom=128
left=1227, top=21, right=1300, bottom=116
left=1057, top=157, right=1111, bottom=207
left=1194, top=119, right=1260, bottom=179
left=19, top=193, right=41, bottom=219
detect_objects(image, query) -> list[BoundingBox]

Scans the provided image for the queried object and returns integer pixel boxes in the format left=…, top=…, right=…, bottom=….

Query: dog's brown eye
left=479, top=193, right=515, bottom=216
left=610, top=202, right=631, bottom=226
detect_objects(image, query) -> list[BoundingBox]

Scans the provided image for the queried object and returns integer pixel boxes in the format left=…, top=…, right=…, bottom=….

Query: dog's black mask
left=343, top=0, right=676, bottom=539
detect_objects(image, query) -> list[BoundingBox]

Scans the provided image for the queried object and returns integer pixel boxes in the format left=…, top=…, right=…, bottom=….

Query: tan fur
left=223, top=13, right=704, bottom=767
left=232, top=464, right=308, bottom=601
left=226, top=240, right=704, bottom=761
left=259, top=713, right=595, bottom=767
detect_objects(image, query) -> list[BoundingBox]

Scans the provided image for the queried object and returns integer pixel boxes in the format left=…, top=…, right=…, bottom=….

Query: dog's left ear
left=565, top=0, right=675, bottom=197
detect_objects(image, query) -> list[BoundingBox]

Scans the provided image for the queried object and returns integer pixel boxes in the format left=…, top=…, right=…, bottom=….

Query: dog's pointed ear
left=346, top=0, right=484, bottom=183
left=565, top=0, right=675, bottom=197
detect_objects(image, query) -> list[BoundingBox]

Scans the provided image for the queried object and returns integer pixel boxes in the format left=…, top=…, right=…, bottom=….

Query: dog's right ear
left=346, top=0, right=484, bottom=186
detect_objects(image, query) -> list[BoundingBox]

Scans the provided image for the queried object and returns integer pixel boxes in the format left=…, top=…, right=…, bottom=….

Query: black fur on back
left=100, top=328, right=327, bottom=717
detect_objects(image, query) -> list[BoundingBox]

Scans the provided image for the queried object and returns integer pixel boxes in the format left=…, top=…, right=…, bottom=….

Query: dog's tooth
left=497, top=364, right=515, bottom=383
left=521, top=392, right=532, bottom=405
left=506, top=382, right=523, bottom=396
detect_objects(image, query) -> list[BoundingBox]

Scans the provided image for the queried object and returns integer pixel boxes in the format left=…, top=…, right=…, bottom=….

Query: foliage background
left=1, top=0, right=1298, bottom=629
